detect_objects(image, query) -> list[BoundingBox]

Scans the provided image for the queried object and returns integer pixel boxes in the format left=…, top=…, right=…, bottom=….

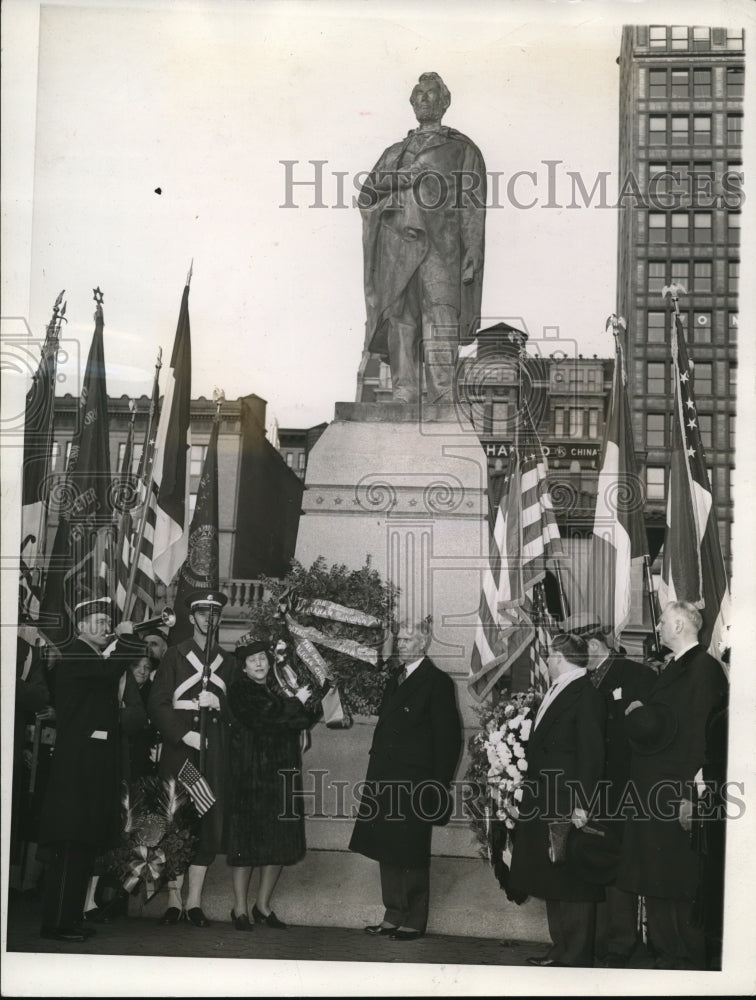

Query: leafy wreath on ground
left=96, top=777, right=198, bottom=901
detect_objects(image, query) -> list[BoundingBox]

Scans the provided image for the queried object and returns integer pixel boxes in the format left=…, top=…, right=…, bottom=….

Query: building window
left=492, top=401, right=511, bottom=434
left=670, top=69, right=689, bottom=98
left=647, top=414, right=666, bottom=447
left=692, top=312, right=711, bottom=343
left=726, top=28, right=744, bottom=51
left=729, top=415, right=736, bottom=449
left=727, top=212, right=741, bottom=245
left=726, top=68, right=745, bottom=99
left=727, top=115, right=743, bottom=145
left=671, top=213, right=689, bottom=243
left=649, top=213, right=666, bottom=242
left=588, top=409, right=599, bottom=439
left=649, top=116, right=667, bottom=145
left=670, top=26, right=689, bottom=50
left=649, top=69, right=667, bottom=98
left=671, top=116, right=689, bottom=145
left=729, top=363, right=737, bottom=390
left=285, top=452, right=293, bottom=467
left=298, top=452, right=306, bottom=471
left=692, top=26, right=711, bottom=50
left=133, top=444, right=144, bottom=471
left=649, top=26, right=667, bottom=48
left=693, top=212, right=712, bottom=244
left=648, top=261, right=666, bottom=293
left=693, top=116, right=711, bottom=145
left=646, top=467, right=666, bottom=500
left=190, top=444, right=207, bottom=477
left=569, top=408, right=583, bottom=438
left=693, top=68, right=712, bottom=98
left=693, top=261, right=712, bottom=294
left=648, top=311, right=666, bottom=343
left=51, top=441, right=60, bottom=471
left=728, top=314, right=738, bottom=341
left=647, top=362, right=666, bottom=394
left=727, top=261, right=739, bottom=294
left=117, top=442, right=127, bottom=471
left=697, top=413, right=713, bottom=450
left=694, top=362, right=713, bottom=396
left=553, top=407, right=566, bottom=436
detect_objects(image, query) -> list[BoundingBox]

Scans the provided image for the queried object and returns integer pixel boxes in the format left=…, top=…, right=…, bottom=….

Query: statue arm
left=460, top=144, right=487, bottom=283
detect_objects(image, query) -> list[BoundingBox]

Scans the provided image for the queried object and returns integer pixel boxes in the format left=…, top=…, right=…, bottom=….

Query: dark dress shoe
left=158, top=906, right=183, bottom=926
left=391, top=929, right=424, bottom=941
left=231, top=910, right=255, bottom=932
left=185, top=907, right=211, bottom=928
left=364, top=924, right=397, bottom=936
left=40, top=926, right=86, bottom=943
left=252, top=904, right=287, bottom=929
left=526, top=955, right=565, bottom=967
left=84, top=907, right=111, bottom=924
left=75, top=924, right=97, bottom=939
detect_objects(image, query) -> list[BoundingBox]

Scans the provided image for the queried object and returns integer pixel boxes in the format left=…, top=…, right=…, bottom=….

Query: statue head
left=410, top=72, right=451, bottom=125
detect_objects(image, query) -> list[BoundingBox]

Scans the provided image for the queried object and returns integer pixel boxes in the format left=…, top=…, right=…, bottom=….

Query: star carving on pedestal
left=93, top=287, right=104, bottom=305
left=333, top=496, right=343, bottom=505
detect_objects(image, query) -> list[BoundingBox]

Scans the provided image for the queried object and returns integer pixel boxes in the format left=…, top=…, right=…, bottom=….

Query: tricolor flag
left=658, top=310, right=731, bottom=661
left=171, top=410, right=220, bottom=642
left=468, top=416, right=562, bottom=701
left=152, top=277, right=192, bottom=585
left=590, top=319, right=648, bottom=647
left=178, top=759, right=216, bottom=816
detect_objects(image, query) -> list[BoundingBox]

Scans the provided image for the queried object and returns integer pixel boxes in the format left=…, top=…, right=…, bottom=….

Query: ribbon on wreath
left=123, top=845, right=166, bottom=897
left=276, top=589, right=384, bottom=729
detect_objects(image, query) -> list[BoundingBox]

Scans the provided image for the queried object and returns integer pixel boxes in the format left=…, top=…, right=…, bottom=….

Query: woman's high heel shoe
left=231, top=909, right=255, bottom=932
left=252, top=903, right=288, bottom=930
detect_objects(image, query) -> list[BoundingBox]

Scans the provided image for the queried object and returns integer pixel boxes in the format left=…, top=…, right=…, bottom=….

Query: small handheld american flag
left=178, top=759, right=216, bottom=816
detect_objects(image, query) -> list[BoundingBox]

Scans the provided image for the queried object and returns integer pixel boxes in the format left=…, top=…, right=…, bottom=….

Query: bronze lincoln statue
left=359, top=72, right=486, bottom=403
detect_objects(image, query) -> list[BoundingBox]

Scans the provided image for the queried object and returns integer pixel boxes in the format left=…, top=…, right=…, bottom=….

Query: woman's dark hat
left=567, top=822, right=623, bottom=885
left=234, top=629, right=270, bottom=659
left=625, top=702, right=678, bottom=755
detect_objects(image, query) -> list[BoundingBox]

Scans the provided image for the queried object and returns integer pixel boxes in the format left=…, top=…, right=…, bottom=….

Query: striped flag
left=468, top=417, right=562, bottom=702
left=530, top=621, right=551, bottom=696
left=152, top=277, right=192, bottom=585
left=178, top=759, right=216, bottom=816
left=591, top=320, right=648, bottom=647
left=657, top=310, right=731, bottom=661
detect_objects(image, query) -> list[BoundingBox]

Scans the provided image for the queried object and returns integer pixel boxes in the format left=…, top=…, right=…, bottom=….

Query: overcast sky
left=18, top=2, right=649, bottom=428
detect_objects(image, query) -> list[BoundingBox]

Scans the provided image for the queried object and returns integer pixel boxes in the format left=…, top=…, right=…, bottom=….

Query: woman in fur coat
left=225, top=635, right=320, bottom=931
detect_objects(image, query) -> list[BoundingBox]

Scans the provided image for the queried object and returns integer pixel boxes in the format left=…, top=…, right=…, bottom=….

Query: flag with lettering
left=40, top=295, right=113, bottom=644
left=658, top=312, right=731, bottom=661
left=591, top=324, right=648, bottom=646
left=152, top=278, right=192, bottom=585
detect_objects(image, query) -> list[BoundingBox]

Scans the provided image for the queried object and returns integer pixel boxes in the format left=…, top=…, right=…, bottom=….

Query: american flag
left=590, top=319, right=648, bottom=647
left=115, top=479, right=158, bottom=621
left=178, top=759, right=216, bottom=816
left=468, top=413, right=562, bottom=701
left=657, top=309, right=731, bottom=662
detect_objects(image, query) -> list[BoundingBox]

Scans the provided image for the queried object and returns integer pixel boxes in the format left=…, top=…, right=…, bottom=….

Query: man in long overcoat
left=509, top=632, right=607, bottom=967
left=38, top=598, right=144, bottom=942
left=615, top=600, right=728, bottom=969
left=349, top=617, right=462, bottom=940
left=148, top=589, right=234, bottom=927
left=360, top=72, right=486, bottom=403
left=567, top=616, right=657, bottom=965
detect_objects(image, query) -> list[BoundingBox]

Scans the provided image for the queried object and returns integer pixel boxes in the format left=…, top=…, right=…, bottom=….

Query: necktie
left=397, top=665, right=407, bottom=685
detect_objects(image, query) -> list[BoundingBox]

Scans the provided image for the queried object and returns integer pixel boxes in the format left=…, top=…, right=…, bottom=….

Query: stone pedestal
left=295, top=401, right=490, bottom=692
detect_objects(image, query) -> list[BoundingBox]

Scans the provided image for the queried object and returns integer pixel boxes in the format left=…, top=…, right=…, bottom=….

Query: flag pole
left=123, top=349, right=163, bottom=619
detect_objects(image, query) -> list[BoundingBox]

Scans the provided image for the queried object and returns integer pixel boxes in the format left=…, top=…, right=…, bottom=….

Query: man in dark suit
left=37, top=598, right=143, bottom=942
left=566, top=616, right=657, bottom=966
left=616, top=600, right=728, bottom=970
left=509, top=632, right=606, bottom=967
left=349, top=616, right=462, bottom=940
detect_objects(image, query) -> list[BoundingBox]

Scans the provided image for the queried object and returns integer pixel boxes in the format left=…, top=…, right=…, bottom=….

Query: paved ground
left=5, top=890, right=540, bottom=967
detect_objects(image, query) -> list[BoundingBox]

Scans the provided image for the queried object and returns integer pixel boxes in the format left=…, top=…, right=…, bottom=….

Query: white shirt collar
left=534, top=667, right=586, bottom=728
left=403, top=657, right=424, bottom=677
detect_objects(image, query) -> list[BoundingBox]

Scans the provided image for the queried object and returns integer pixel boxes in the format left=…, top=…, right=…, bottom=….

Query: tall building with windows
left=615, top=23, right=744, bottom=568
